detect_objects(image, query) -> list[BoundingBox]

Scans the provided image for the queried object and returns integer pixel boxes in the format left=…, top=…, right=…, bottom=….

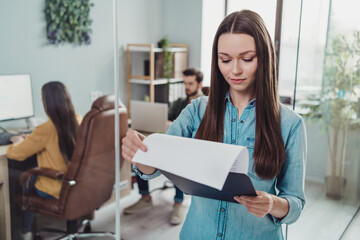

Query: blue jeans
left=136, top=174, right=184, bottom=203
left=22, top=175, right=56, bottom=233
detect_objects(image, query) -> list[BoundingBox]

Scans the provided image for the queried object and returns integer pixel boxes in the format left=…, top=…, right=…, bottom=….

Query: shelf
left=127, top=43, right=188, bottom=53
left=126, top=43, right=188, bottom=110
left=128, top=46, right=188, bottom=53
left=129, top=77, right=184, bottom=85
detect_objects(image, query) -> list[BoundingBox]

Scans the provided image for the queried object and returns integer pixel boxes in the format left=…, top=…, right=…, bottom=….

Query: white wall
left=162, top=0, right=203, bottom=69
left=0, top=0, right=165, bottom=128
left=118, top=0, right=163, bottom=103
left=0, top=0, right=203, bottom=129
left=0, top=0, right=116, bottom=128
left=201, top=0, right=225, bottom=86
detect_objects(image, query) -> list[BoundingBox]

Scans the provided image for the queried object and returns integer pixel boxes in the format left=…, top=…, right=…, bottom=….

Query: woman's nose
left=232, top=60, right=242, bottom=75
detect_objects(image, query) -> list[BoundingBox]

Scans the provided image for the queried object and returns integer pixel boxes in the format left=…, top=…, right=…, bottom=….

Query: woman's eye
left=221, top=59, right=230, bottom=63
left=243, top=58, right=254, bottom=62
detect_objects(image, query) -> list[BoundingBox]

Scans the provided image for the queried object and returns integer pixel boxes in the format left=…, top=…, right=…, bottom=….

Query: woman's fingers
left=122, top=144, right=137, bottom=162
left=121, top=144, right=136, bottom=160
left=126, top=130, right=147, bottom=151
left=121, top=129, right=157, bottom=174
left=121, top=149, right=137, bottom=165
left=234, top=191, right=273, bottom=218
left=121, top=129, right=147, bottom=162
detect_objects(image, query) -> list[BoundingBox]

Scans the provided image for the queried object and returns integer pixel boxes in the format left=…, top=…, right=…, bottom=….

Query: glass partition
left=283, top=0, right=360, bottom=239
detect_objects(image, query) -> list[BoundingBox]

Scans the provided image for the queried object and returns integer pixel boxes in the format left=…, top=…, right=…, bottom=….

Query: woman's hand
left=234, top=190, right=289, bottom=219
left=10, top=135, right=26, bottom=143
left=121, top=129, right=147, bottom=162
left=121, top=129, right=156, bottom=175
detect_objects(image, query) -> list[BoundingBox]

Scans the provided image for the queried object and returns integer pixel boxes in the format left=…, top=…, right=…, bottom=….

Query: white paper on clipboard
left=132, top=133, right=249, bottom=191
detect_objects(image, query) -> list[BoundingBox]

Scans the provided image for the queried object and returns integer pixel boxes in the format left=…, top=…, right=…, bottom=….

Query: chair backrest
left=202, top=86, right=210, bottom=96
left=59, top=95, right=128, bottom=219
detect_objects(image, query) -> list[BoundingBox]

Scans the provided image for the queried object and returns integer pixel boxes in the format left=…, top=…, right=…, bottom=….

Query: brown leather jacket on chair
left=17, top=95, right=128, bottom=237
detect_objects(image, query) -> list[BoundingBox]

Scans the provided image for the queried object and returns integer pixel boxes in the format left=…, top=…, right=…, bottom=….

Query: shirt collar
left=225, top=92, right=231, bottom=102
left=224, top=91, right=256, bottom=108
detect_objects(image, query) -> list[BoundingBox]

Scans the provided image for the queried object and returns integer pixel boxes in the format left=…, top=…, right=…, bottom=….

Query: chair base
left=52, top=232, right=115, bottom=240
left=34, top=232, right=115, bottom=240
left=34, top=219, right=115, bottom=240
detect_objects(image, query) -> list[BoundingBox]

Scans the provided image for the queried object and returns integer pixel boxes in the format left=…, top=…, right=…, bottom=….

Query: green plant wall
left=45, top=0, right=94, bottom=45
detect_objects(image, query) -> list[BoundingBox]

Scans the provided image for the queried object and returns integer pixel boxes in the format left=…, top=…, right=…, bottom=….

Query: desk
left=0, top=145, right=131, bottom=240
left=0, top=145, right=11, bottom=240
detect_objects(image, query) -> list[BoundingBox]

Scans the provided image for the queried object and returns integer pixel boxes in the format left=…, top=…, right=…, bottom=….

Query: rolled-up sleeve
left=272, top=118, right=307, bottom=225
left=132, top=165, right=162, bottom=181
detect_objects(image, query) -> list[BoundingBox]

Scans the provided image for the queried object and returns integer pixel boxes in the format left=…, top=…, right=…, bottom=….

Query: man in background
left=124, top=68, right=204, bottom=225
left=168, top=68, right=204, bottom=122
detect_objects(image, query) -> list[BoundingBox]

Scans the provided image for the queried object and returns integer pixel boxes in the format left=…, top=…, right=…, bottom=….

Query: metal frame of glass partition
left=113, top=0, right=121, bottom=239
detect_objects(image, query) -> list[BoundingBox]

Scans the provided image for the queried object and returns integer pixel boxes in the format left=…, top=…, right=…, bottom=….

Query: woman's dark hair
left=195, top=10, right=285, bottom=179
left=42, top=81, right=79, bottom=163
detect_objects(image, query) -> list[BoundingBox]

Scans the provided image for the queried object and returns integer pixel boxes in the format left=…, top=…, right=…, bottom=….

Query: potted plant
left=303, top=31, right=360, bottom=199
left=156, top=36, right=174, bottom=104
left=157, top=36, right=174, bottom=81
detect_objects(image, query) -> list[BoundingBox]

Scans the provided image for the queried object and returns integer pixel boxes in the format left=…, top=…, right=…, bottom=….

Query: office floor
left=93, top=175, right=191, bottom=240
left=286, top=180, right=359, bottom=240
left=34, top=176, right=360, bottom=240
left=341, top=208, right=360, bottom=239
left=34, top=175, right=188, bottom=240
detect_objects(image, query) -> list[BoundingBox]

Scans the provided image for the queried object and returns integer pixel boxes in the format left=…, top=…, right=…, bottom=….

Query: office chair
left=17, top=95, right=128, bottom=240
left=202, top=86, right=210, bottom=96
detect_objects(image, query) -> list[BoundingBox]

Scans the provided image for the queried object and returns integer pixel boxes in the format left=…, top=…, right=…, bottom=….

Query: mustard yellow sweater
left=7, top=115, right=82, bottom=199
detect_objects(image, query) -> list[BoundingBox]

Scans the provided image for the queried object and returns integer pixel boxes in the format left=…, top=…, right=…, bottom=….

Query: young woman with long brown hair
left=7, top=81, right=81, bottom=240
left=122, top=10, right=306, bottom=239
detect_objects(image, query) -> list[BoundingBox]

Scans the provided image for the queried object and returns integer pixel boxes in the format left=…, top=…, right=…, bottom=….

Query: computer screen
left=0, top=74, right=34, bottom=121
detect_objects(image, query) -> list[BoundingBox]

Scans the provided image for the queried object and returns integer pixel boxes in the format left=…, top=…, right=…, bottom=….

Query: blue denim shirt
left=134, top=93, right=307, bottom=240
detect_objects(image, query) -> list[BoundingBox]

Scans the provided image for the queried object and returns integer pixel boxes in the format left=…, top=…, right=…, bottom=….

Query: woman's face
left=218, top=33, right=258, bottom=98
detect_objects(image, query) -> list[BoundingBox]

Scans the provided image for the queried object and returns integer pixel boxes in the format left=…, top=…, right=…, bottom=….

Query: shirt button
left=232, top=140, right=235, bottom=143
left=240, top=120, right=244, bottom=123
left=221, top=208, right=225, bottom=212
left=232, top=118, right=236, bottom=122
left=218, top=233, right=222, bottom=237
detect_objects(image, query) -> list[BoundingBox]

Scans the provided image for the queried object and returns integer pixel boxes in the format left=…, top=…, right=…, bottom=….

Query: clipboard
left=160, top=170, right=256, bottom=203
left=132, top=133, right=257, bottom=203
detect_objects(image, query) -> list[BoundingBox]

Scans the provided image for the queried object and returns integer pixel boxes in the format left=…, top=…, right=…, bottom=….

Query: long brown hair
left=195, top=10, right=285, bottom=179
left=42, top=81, right=79, bottom=163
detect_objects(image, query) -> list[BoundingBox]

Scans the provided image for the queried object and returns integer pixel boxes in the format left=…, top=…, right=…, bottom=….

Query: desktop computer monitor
left=0, top=74, right=34, bottom=122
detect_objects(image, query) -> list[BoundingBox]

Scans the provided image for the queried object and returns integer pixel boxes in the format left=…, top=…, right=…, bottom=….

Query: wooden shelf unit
left=126, top=43, right=188, bottom=111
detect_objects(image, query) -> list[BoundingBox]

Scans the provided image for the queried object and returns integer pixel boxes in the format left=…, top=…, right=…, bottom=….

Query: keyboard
left=0, top=132, right=18, bottom=145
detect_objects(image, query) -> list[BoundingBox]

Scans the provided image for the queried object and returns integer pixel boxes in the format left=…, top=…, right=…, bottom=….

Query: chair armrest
left=19, top=167, right=64, bottom=186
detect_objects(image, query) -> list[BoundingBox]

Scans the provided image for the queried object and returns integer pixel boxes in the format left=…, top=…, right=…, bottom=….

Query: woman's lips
left=231, top=78, right=245, bottom=84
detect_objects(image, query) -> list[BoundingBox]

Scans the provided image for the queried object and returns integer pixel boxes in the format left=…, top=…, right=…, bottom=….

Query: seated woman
left=7, top=81, right=82, bottom=240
